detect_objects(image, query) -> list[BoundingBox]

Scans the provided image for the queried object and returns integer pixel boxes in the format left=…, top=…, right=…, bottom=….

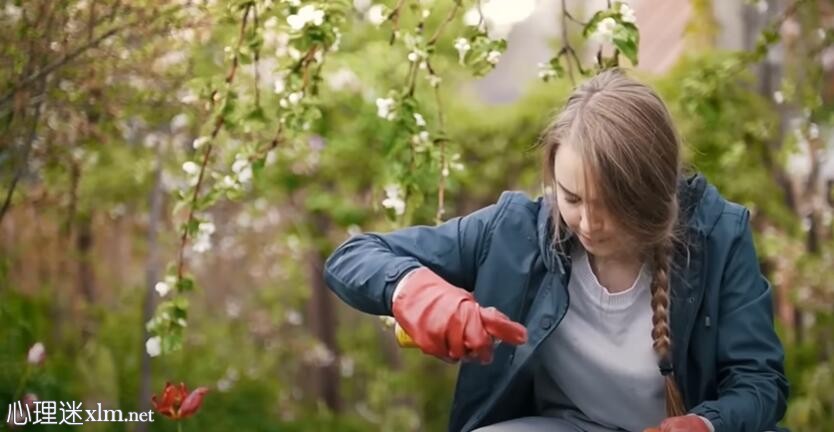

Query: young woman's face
left=552, top=144, right=631, bottom=259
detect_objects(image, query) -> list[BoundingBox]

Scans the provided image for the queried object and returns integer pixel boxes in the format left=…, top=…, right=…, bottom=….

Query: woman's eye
left=564, top=196, right=580, bottom=204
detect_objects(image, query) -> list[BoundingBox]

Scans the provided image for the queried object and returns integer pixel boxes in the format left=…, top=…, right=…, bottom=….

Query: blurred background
left=1, top=0, right=833, bottom=430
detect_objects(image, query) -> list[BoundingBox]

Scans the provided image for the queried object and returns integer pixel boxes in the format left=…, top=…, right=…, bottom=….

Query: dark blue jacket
left=324, top=174, right=789, bottom=432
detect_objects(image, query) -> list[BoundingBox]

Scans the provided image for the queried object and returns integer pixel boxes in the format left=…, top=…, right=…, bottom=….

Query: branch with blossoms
left=146, top=0, right=348, bottom=357
left=370, top=0, right=503, bottom=225
left=538, top=1, right=638, bottom=82
left=144, top=0, right=643, bottom=357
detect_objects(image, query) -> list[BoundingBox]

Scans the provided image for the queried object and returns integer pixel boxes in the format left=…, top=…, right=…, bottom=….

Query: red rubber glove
left=643, top=416, right=711, bottom=432
left=392, top=267, right=527, bottom=362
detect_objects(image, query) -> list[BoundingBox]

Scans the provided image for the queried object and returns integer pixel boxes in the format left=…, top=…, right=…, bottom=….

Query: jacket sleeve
left=689, top=211, right=790, bottom=432
left=323, top=196, right=506, bottom=317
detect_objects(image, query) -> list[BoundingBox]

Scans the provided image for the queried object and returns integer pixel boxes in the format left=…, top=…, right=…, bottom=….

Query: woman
left=323, top=69, right=789, bottom=432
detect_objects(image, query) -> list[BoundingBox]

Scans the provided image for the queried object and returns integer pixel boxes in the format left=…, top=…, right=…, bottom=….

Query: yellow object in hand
left=394, top=323, right=417, bottom=348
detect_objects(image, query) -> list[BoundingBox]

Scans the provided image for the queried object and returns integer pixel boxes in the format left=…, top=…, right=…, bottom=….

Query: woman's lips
left=579, top=233, right=604, bottom=244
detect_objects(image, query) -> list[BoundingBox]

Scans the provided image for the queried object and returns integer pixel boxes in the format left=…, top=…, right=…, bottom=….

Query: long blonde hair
left=539, top=68, right=687, bottom=417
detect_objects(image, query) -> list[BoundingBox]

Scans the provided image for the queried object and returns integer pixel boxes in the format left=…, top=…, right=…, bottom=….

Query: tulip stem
left=178, top=423, right=183, bottom=432
left=13, top=363, right=31, bottom=401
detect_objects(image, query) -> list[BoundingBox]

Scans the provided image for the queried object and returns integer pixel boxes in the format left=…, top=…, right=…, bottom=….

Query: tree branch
left=0, top=4, right=184, bottom=107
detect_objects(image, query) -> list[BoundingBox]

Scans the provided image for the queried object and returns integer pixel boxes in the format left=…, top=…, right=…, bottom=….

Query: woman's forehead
left=553, top=145, right=600, bottom=198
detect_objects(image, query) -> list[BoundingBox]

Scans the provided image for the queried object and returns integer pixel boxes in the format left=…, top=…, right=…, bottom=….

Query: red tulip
left=151, top=382, right=209, bottom=420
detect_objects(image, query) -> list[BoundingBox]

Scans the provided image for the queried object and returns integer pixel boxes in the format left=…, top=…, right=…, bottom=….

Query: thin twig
left=563, top=9, right=586, bottom=26
left=0, top=4, right=184, bottom=107
left=388, top=0, right=407, bottom=45
left=432, top=74, right=448, bottom=224
left=560, top=0, right=576, bottom=85
left=0, top=98, right=43, bottom=224
left=253, top=2, right=260, bottom=108
left=476, top=0, right=489, bottom=34
left=427, top=0, right=461, bottom=46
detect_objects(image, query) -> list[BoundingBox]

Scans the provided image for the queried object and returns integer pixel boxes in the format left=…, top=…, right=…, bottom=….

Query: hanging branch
left=387, top=0, right=408, bottom=45
left=560, top=0, right=577, bottom=85
left=427, top=0, right=461, bottom=46
left=430, top=62, right=449, bottom=225
left=175, top=3, right=253, bottom=280
left=253, top=2, right=261, bottom=108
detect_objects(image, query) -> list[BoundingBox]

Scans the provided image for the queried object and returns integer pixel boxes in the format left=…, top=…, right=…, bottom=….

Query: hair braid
left=650, top=240, right=687, bottom=417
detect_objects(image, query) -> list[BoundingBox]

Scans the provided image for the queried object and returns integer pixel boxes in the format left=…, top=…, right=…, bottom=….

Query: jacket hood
left=536, top=173, right=724, bottom=274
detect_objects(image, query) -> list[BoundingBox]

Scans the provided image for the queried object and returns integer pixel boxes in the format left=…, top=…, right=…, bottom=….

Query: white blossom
left=170, top=114, right=189, bottom=132
left=427, top=74, right=442, bottom=87
left=809, top=123, right=820, bottom=140
left=382, top=184, right=406, bottom=215
left=232, top=158, right=248, bottom=174
left=367, top=4, right=386, bottom=26
left=265, top=16, right=278, bottom=29
left=407, top=51, right=420, bottom=62
left=287, top=15, right=305, bottom=30
left=331, top=27, right=342, bottom=52
left=146, top=336, right=162, bottom=357
left=773, top=91, right=784, bottom=104
left=287, top=91, right=304, bottom=105
left=619, top=4, right=636, bottom=24
left=155, top=281, right=171, bottom=297
left=463, top=8, right=481, bottom=27
left=182, top=161, right=200, bottom=176
left=376, top=97, right=396, bottom=120
left=192, top=221, right=215, bottom=253
left=591, top=17, right=617, bottom=44
left=413, top=113, right=426, bottom=127
left=232, top=156, right=253, bottom=184
left=353, top=0, right=371, bottom=12
left=299, top=5, right=325, bottom=26
left=192, top=136, right=209, bottom=150
left=273, top=77, right=286, bottom=94
left=486, top=50, right=502, bottom=65
left=454, top=38, right=471, bottom=63
left=223, top=175, right=237, bottom=189
left=239, top=166, right=253, bottom=184
left=450, top=152, right=465, bottom=171
left=347, top=224, right=362, bottom=237
left=538, top=62, right=557, bottom=81
left=287, top=5, right=325, bottom=31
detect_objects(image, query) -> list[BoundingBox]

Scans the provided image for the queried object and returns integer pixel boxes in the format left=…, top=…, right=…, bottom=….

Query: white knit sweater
left=533, top=244, right=668, bottom=432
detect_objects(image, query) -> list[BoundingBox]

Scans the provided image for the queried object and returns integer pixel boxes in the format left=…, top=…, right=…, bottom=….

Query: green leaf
left=583, top=10, right=608, bottom=38
left=183, top=218, right=200, bottom=236
left=176, top=276, right=195, bottom=293
left=245, top=106, right=267, bottom=124
left=612, top=24, right=639, bottom=65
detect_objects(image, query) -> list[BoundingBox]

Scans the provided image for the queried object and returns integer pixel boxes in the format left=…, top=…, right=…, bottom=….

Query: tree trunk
left=306, top=212, right=342, bottom=412
left=137, top=141, right=164, bottom=432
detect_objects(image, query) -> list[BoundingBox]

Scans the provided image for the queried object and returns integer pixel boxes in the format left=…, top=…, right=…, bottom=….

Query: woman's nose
left=579, top=206, right=604, bottom=233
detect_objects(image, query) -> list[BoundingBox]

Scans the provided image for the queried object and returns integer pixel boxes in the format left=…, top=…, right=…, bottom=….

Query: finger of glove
left=480, top=307, right=528, bottom=345
left=445, top=304, right=468, bottom=360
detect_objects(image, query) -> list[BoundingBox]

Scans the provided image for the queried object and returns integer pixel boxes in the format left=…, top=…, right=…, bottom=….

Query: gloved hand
left=643, top=416, right=711, bottom=432
left=392, top=267, right=527, bottom=363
